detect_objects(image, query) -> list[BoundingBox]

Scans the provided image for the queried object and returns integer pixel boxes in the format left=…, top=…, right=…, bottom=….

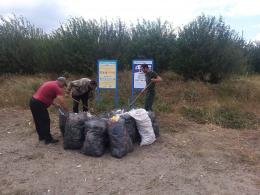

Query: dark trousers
left=144, top=91, right=155, bottom=111
left=72, top=92, right=89, bottom=113
left=29, top=98, right=52, bottom=141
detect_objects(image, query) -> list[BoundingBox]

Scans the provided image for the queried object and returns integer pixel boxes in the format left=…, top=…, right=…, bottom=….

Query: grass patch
left=0, top=75, right=46, bottom=108
left=215, top=80, right=260, bottom=102
left=214, top=107, right=259, bottom=129
left=181, top=106, right=210, bottom=124
left=182, top=106, right=259, bottom=129
left=154, top=100, right=172, bottom=113
left=1, top=72, right=260, bottom=130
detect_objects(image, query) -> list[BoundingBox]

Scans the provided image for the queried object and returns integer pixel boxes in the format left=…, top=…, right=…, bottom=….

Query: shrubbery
left=0, top=14, right=259, bottom=82
left=173, top=15, right=247, bottom=83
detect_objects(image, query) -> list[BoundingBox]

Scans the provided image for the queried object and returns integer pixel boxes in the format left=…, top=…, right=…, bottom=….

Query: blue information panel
left=132, top=59, right=154, bottom=97
left=97, top=60, right=118, bottom=107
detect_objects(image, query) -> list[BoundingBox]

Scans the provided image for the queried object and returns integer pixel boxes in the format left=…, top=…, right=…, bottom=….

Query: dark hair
left=90, top=80, right=97, bottom=86
left=141, top=64, right=149, bottom=69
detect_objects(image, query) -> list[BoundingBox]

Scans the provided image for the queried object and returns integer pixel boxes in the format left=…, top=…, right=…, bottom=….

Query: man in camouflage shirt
left=66, top=78, right=97, bottom=113
left=141, top=64, right=162, bottom=111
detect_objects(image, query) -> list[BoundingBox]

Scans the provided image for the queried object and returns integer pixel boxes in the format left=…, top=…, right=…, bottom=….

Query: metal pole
left=129, top=82, right=152, bottom=108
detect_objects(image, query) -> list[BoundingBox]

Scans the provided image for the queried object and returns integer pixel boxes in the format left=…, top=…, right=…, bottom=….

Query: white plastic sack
left=128, top=108, right=156, bottom=146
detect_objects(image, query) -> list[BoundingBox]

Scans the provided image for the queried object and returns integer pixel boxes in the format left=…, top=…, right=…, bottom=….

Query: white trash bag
left=128, top=108, right=156, bottom=146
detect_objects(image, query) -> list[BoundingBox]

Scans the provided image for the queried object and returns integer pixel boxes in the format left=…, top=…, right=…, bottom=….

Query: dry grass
left=1, top=72, right=260, bottom=129
left=182, top=106, right=259, bottom=129
left=0, top=74, right=51, bottom=108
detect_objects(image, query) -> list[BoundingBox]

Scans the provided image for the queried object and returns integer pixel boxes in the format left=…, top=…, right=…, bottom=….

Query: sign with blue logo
left=132, top=59, right=153, bottom=89
left=132, top=59, right=154, bottom=98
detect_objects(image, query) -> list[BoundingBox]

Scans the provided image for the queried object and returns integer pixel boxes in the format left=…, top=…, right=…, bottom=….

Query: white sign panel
left=132, top=60, right=153, bottom=89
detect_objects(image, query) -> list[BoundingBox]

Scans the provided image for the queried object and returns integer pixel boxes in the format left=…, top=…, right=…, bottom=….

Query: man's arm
left=56, top=95, right=69, bottom=112
left=66, top=82, right=73, bottom=94
left=88, top=90, right=95, bottom=100
left=151, top=75, right=163, bottom=83
left=141, top=74, right=162, bottom=94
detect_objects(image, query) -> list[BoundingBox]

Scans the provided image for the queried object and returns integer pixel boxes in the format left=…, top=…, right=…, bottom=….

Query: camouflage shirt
left=67, top=78, right=92, bottom=96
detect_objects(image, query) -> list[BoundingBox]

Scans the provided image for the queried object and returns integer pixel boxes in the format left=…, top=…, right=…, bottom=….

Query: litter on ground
left=59, top=108, right=160, bottom=158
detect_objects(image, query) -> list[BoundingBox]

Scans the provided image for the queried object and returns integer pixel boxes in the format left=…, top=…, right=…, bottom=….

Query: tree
left=130, top=19, right=176, bottom=71
left=173, top=14, right=247, bottom=83
left=247, top=41, right=260, bottom=73
left=0, top=15, right=46, bottom=73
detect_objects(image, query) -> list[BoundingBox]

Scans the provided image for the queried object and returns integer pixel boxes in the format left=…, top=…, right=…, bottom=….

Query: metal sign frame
left=131, top=59, right=154, bottom=98
left=97, top=59, right=118, bottom=107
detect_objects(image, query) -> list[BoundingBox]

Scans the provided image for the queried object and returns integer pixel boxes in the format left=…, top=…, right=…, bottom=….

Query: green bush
left=0, top=15, right=178, bottom=74
left=246, top=42, right=260, bottom=73
left=173, top=14, right=247, bottom=83
left=0, top=14, right=254, bottom=78
left=0, top=15, right=47, bottom=74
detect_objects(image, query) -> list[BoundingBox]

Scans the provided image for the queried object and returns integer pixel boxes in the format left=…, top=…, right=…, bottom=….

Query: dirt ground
left=0, top=108, right=259, bottom=195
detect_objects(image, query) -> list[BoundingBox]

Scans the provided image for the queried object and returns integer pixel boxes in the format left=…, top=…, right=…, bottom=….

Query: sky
left=0, top=0, right=260, bottom=41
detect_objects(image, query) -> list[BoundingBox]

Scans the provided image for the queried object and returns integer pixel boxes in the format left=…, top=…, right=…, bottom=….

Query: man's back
left=67, top=78, right=91, bottom=96
left=33, top=81, right=62, bottom=107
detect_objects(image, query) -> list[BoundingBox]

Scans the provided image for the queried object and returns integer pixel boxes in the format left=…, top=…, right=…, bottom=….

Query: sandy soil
left=0, top=108, right=259, bottom=195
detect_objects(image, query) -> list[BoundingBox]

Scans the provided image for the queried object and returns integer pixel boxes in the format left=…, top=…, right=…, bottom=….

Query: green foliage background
left=0, top=14, right=259, bottom=83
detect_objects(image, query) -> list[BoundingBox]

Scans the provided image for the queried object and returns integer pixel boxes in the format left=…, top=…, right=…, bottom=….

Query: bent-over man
left=29, top=77, right=69, bottom=144
left=66, top=78, right=97, bottom=113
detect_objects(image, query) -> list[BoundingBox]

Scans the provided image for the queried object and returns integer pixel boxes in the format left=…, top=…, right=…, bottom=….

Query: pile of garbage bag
left=81, top=118, right=108, bottom=157
left=108, top=118, right=134, bottom=158
left=63, top=112, right=91, bottom=149
left=59, top=108, right=159, bottom=158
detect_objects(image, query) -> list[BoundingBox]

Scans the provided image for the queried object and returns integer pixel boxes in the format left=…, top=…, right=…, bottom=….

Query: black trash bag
left=147, top=111, right=160, bottom=137
left=120, top=114, right=140, bottom=143
left=58, top=108, right=68, bottom=136
left=81, top=119, right=108, bottom=157
left=108, top=118, right=134, bottom=158
left=63, top=112, right=91, bottom=150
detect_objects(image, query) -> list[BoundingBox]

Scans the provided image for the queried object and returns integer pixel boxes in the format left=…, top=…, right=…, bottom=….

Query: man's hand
left=56, top=95, right=69, bottom=112
left=52, top=102, right=60, bottom=108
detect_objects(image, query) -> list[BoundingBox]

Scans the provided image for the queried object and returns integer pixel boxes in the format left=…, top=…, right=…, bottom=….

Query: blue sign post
left=97, top=60, right=118, bottom=108
left=131, top=59, right=154, bottom=103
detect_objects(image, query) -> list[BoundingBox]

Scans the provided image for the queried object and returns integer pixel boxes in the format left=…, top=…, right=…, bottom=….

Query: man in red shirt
left=29, top=77, right=69, bottom=144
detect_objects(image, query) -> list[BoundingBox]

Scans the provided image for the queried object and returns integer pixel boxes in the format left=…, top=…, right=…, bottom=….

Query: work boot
left=45, top=138, right=59, bottom=145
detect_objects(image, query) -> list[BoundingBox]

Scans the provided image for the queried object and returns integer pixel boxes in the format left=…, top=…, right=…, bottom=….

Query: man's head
left=89, top=80, right=97, bottom=90
left=141, top=64, right=149, bottom=73
left=57, top=77, right=67, bottom=88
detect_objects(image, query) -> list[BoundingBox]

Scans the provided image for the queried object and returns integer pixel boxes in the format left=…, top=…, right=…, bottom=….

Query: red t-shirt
left=33, top=81, right=63, bottom=107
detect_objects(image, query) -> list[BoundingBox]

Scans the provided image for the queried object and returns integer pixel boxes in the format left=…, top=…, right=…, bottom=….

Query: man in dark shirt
left=29, top=77, right=69, bottom=144
left=141, top=64, right=162, bottom=111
